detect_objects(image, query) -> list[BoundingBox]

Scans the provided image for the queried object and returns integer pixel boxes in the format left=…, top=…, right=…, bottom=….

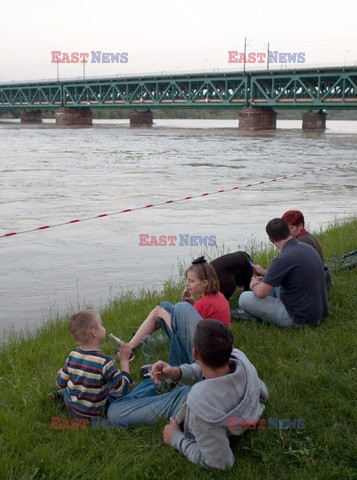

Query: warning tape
left=1, top=161, right=355, bottom=240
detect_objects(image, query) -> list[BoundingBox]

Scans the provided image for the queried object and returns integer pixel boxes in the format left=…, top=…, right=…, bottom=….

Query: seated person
left=108, top=319, right=269, bottom=470
left=48, top=310, right=132, bottom=419
left=128, top=257, right=230, bottom=366
left=236, top=218, right=328, bottom=327
left=282, top=210, right=324, bottom=259
left=282, top=209, right=331, bottom=285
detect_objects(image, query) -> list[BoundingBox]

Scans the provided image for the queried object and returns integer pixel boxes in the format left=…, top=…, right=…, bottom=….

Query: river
left=0, top=118, right=356, bottom=336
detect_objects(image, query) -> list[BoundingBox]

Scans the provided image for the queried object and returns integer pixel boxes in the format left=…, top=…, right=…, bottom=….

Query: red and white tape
left=1, top=161, right=355, bottom=240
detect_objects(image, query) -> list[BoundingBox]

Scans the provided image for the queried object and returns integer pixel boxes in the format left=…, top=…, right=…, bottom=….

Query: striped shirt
left=57, top=347, right=131, bottom=417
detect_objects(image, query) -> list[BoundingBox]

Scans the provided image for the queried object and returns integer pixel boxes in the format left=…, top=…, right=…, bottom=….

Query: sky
left=0, top=0, right=356, bottom=82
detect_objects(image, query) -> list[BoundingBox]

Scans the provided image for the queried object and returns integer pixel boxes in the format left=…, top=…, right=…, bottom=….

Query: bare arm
left=250, top=277, right=273, bottom=298
left=253, top=264, right=268, bottom=276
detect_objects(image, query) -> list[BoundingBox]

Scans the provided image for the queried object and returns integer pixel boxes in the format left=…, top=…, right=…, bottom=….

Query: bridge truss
left=1, top=67, right=357, bottom=110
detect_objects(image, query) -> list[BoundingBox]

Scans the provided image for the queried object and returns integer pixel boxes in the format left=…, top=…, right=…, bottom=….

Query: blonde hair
left=186, top=259, right=220, bottom=296
left=69, top=310, right=100, bottom=343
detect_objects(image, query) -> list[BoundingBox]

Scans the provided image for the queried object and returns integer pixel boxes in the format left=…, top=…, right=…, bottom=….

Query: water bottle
left=108, top=333, right=135, bottom=361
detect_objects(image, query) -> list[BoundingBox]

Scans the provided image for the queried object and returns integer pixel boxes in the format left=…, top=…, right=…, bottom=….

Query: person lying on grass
left=108, top=319, right=269, bottom=470
left=47, top=310, right=132, bottom=419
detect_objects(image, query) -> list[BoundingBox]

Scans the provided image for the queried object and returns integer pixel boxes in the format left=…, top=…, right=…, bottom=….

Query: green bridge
left=1, top=66, right=356, bottom=129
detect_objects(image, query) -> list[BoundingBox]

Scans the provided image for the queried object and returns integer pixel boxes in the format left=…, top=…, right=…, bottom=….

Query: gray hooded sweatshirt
left=170, top=348, right=269, bottom=470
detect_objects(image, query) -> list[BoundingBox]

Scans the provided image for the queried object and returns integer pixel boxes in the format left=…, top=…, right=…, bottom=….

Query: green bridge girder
left=1, top=67, right=357, bottom=110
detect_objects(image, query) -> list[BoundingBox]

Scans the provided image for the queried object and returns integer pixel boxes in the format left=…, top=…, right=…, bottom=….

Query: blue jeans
left=271, top=286, right=280, bottom=299
left=239, top=291, right=296, bottom=328
left=107, top=301, right=201, bottom=425
left=158, top=301, right=202, bottom=366
left=107, top=378, right=191, bottom=425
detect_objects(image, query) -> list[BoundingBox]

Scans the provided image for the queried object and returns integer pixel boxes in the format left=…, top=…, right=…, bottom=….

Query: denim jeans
left=107, top=378, right=191, bottom=425
left=239, top=291, right=296, bottom=328
left=107, top=301, right=201, bottom=425
left=158, top=301, right=202, bottom=366
left=271, top=286, right=281, bottom=299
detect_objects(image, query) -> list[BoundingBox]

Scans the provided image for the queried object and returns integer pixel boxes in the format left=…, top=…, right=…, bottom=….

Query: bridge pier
left=302, top=111, right=327, bottom=130
left=21, top=109, right=42, bottom=124
left=130, top=109, right=153, bottom=126
left=238, top=107, right=276, bottom=131
left=55, top=107, right=92, bottom=126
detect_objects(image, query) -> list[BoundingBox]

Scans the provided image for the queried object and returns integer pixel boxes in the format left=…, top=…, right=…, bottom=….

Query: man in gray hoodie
left=151, top=319, right=269, bottom=470
left=108, top=319, right=268, bottom=470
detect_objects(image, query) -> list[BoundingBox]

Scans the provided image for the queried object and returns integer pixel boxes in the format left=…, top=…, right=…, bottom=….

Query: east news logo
left=51, top=51, right=128, bottom=63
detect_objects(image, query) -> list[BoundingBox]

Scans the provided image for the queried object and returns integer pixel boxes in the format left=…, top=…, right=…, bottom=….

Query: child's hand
left=117, top=342, right=132, bottom=363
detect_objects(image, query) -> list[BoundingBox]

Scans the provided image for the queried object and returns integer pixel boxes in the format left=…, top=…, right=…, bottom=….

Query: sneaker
left=230, top=308, right=251, bottom=321
left=45, top=389, right=65, bottom=402
left=140, top=364, right=152, bottom=379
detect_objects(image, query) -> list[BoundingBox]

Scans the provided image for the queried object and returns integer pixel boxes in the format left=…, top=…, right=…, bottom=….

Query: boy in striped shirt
left=54, top=310, right=132, bottom=419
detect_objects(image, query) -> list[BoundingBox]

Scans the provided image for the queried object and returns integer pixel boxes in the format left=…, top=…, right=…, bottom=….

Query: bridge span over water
left=1, top=66, right=357, bottom=130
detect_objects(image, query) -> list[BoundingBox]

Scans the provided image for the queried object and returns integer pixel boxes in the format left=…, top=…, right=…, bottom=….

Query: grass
left=0, top=219, right=356, bottom=480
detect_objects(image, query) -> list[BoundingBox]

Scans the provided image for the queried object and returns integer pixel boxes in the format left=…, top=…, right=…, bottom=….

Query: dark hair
left=194, top=319, right=233, bottom=368
left=282, top=210, right=305, bottom=227
left=266, top=218, right=291, bottom=242
left=69, top=310, right=100, bottom=343
left=186, top=256, right=220, bottom=295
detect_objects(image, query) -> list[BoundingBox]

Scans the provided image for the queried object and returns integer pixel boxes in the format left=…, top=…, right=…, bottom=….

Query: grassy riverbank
left=0, top=219, right=356, bottom=480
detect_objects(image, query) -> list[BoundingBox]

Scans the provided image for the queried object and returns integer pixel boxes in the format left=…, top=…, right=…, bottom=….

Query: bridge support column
left=238, top=107, right=276, bottom=131
left=238, top=107, right=276, bottom=130
left=302, top=111, right=326, bottom=130
left=21, top=109, right=42, bottom=124
left=130, top=109, right=153, bottom=126
left=55, top=107, right=92, bottom=126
